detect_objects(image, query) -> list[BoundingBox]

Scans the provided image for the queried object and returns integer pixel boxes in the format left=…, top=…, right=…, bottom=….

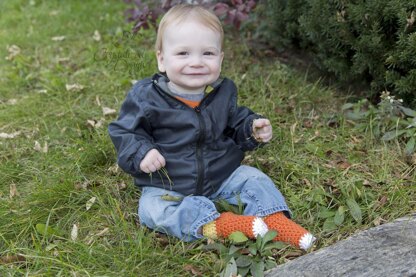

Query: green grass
left=1, top=0, right=415, bottom=276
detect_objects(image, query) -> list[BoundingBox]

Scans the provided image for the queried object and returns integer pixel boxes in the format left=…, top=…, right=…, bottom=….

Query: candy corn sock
left=264, top=212, right=316, bottom=250
left=203, top=212, right=268, bottom=240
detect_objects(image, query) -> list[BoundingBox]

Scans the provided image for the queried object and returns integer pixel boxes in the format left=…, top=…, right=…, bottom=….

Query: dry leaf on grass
left=0, top=131, right=21, bottom=139
left=117, top=182, right=127, bottom=190
left=5, top=45, right=21, bottom=60
left=10, top=183, right=19, bottom=199
left=71, top=224, right=79, bottom=241
left=6, top=99, right=17, bottom=105
left=86, top=119, right=104, bottom=129
left=183, top=264, right=203, bottom=276
left=95, top=95, right=101, bottom=106
left=102, top=107, right=116, bottom=116
left=74, top=181, right=89, bottom=190
left=85, top=227, right=109, bottom=245
left=0, top=254, right=26, bottom=264
left=86, top=197, right=96, bottom=211
left=107, top=164, right=120, bottom=175
left=93, top=30, right=101, bottom=41
left=56, top=57, right=70, bottom=63
left=51, top=36, right=66, bottom=41
left=65, top=83, right=84, bottom=92
left=34, top=141, right=48, bottom=153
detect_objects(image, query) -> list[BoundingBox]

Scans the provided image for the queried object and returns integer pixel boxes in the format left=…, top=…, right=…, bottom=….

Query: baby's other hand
left=140, top=149, right=166, bottom=173
left=252, top=118, right=272, bottom=143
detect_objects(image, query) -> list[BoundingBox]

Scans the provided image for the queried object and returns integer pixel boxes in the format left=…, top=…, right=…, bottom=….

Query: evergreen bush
left=257, top=0, right=416, bottom=107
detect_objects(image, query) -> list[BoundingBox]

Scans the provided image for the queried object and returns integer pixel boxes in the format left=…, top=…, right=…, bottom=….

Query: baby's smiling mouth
left=185, top=73, right=207, bottom=76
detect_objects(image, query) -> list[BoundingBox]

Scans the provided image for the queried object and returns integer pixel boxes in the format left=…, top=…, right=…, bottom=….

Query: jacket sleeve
left=225, top=84, right=266, bottom=152
left=108, top=86, right=155, bottom=177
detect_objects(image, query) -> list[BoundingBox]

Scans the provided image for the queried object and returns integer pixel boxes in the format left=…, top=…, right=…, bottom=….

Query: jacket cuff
left=133, top=142, right=155, bottom=174
left=243, top=114, right=267, bottom=150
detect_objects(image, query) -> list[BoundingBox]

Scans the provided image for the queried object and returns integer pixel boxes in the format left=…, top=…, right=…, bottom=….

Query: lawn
left=0, top=0, right=415, bottom=276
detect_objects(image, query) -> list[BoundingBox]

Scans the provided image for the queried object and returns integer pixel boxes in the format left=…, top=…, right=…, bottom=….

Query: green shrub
left=257, top=0, right=416, bottom=107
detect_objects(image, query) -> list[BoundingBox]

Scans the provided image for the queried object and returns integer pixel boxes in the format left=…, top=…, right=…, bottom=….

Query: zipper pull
left=194, top=106, right=201, bottom=113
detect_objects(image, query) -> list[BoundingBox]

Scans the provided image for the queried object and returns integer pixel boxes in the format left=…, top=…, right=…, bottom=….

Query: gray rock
left=265, top=214, right=416, bottom=277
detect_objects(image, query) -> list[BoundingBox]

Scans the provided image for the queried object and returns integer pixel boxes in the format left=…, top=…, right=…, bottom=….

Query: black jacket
left=108, top=73, right=264, bottom=196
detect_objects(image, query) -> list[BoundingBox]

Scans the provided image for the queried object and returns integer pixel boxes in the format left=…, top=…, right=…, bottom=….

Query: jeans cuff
left=192, top=211, right=220, bottom=239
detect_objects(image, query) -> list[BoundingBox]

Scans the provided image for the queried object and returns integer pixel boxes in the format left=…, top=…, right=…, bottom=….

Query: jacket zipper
left=153, top=80, right=214, bottom=196
left=194, top=106, right=205, bottom=196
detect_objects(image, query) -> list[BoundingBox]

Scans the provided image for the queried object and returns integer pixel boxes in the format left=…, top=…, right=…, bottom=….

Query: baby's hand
left=252, top=118, right=272, bottom=143
left=140, top=149, right=166, bottom=173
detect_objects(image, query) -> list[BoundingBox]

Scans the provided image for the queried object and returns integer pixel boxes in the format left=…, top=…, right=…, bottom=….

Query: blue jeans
left=138, top=165, right=290, bottom=241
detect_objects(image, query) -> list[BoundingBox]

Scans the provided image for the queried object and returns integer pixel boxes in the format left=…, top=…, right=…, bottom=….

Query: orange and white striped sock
left=203, top=212, right=268, bottom=240
left=264, top=212, right=316, bottom=250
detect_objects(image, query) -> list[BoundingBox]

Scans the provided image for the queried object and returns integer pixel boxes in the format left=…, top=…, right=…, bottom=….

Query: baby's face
left=157, top=19, right=223, bottom=93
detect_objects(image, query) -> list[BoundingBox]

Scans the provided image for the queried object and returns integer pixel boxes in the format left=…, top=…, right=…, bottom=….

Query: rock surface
left=266, top=214, right=416, bottom=277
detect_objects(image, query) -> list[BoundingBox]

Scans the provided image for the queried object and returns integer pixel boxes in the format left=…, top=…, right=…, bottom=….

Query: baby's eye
left=204, top=51, right=215, bottom=56
left=177, top=51, right=188, bottom=56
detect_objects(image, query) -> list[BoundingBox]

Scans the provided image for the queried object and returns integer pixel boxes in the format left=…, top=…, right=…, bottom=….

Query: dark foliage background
left=255, top=0, right=416, bottom=107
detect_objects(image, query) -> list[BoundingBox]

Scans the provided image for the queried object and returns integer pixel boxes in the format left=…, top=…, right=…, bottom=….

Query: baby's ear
left=156, top=51, right=165, bottom=72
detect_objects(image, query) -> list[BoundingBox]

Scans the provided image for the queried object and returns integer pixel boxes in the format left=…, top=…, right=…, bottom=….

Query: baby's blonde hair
left=155, top=4, right=224, bottom=52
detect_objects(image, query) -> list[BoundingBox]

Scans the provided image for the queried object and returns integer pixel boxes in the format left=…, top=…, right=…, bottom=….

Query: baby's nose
left=189, top=55, right=203, bottom=67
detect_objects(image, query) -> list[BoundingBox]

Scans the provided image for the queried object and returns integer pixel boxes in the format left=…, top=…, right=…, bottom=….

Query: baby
left=109, top=4, right=315, bottom=250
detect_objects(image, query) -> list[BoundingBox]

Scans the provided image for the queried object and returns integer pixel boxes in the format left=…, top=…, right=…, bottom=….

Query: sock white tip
left=299, top=233, right=316, bottom=250
left=252, top=217, right=269, bottom=238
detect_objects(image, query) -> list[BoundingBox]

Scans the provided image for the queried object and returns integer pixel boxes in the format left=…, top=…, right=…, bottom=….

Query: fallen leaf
left=336, top=160, right=351, bottom=170
left=274, top=107, right=285, bottom=114
left=96, top=227, right=109, bottom=237
left=95, top=95, right=101, bottom=106
left=51, top=36, right=66, bottom=41
left=71, top=224, right=78, bottom=241
left=93, top=30, right=101, bottom=41
left=407, top=11, right=415, bottom=28
left=350, top=135, right=362, bottom=144
left=10, top=183, right=19, bottom=199
left=363, top=179, right=372, bottom=187
left=85, top=227, right=110, bottom=245
left=34, top=141, right=48, bottom=153
left=56, top=57, right=70, bottom=63
left=284, top=251, right=303, bottom=260
left=0, top=254, right=26, bottom=264
left=302, top=119, right=313, bottom=128
left=107, top=164, right=120, bottom=175
left=154, top=233, right=170, bottom=247
left=86, top=119, right=104, bottom=129
left=74, top=181, right=89, bottom=190
left=86, top=197, right=96, bottom=211
left=49, top=10, right=59, bottom=16
left=183, top=264, right=203, bottom=276
left=372, top=217, right=386, bottom=226
left=117, top=182, right=127, bottom=190
left=290, top=122, right=297, bottom=134
left=161, top=194, right=183, bottom=202
left=102, top=107, right=116, bottom=116
left=374, top=195, right=388, bottom=210
left=302, top=178, right=312, bottom=187
left=65, top=83, right=84, bottom=92
left=0, top=131, right=21, bottom=139
left=6, top=99, right=17, bottom=105
left=5, top=45, right=21, bottom=60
